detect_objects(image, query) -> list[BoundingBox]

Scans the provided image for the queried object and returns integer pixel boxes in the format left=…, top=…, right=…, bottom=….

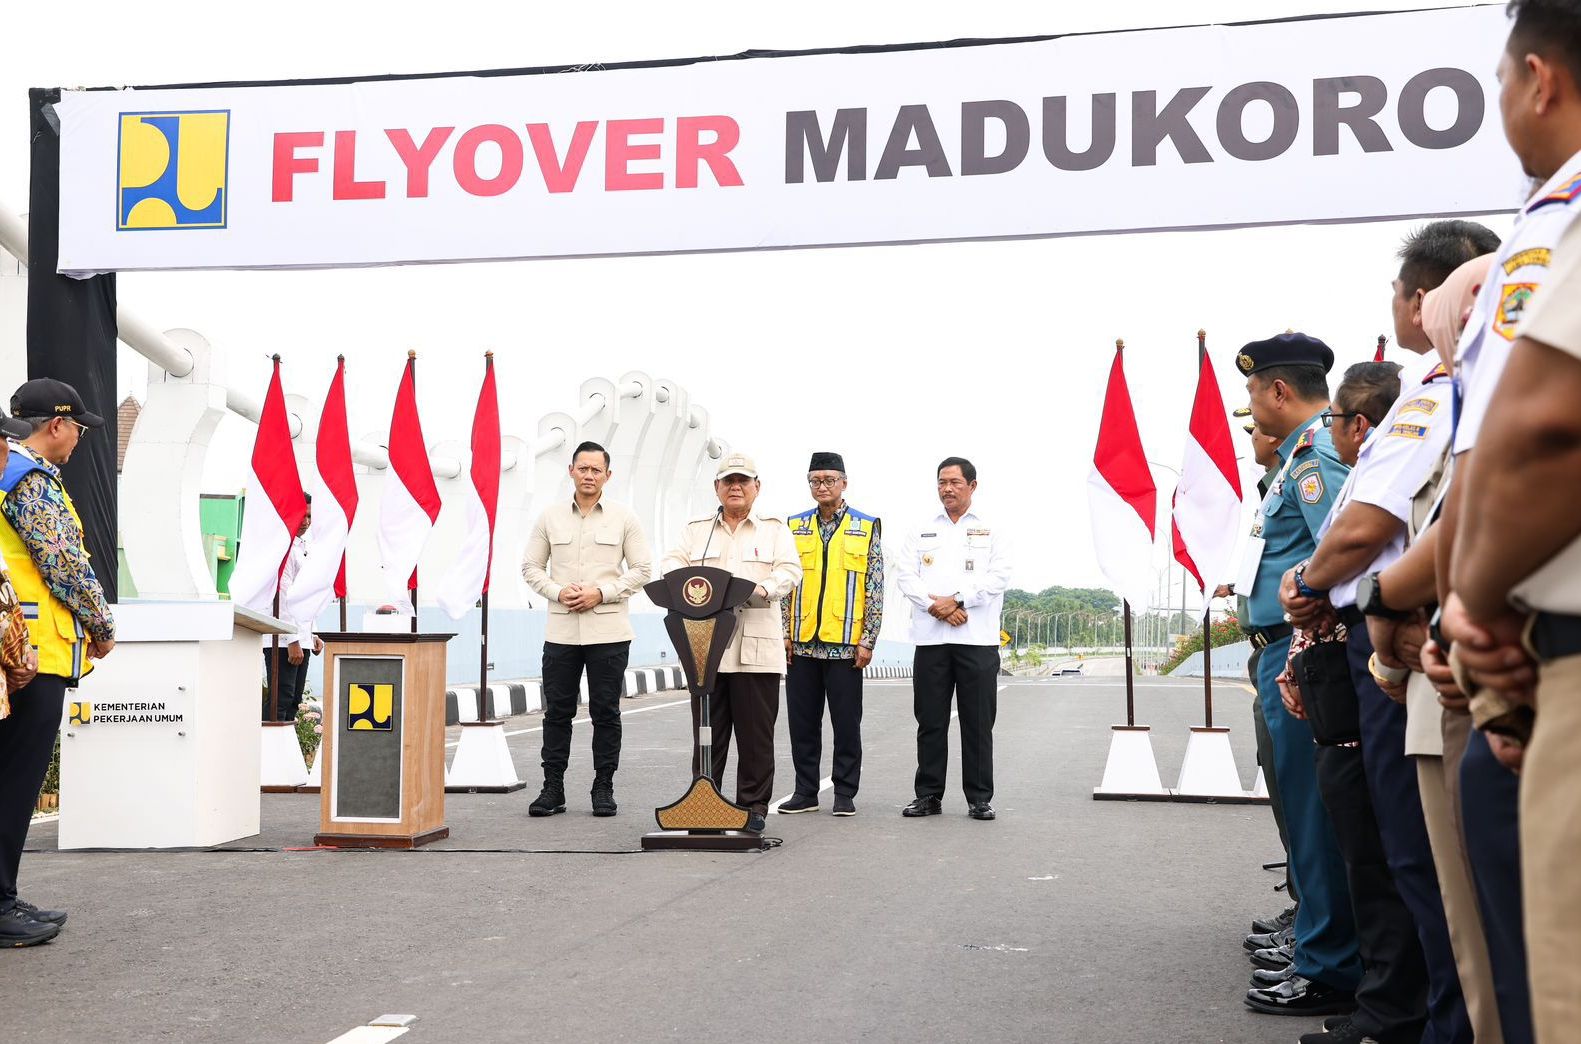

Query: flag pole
left=337, top=353, right=350, bottom=636
left=479, top=350, right=495, bottom=722
left=1122, top=599, right=1135, bottom=727
left=1197, top=328, right=1215, bottom=728
left=270, top=590, right=282, bottom=723
left=408, top=350, right=420, bottom=636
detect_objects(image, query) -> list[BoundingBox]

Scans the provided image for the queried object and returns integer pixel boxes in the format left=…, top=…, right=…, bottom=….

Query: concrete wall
left=1169, top=639, right=1253, bottom=680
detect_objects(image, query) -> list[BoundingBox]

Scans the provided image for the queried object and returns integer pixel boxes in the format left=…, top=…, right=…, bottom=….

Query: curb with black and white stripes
left=444, top=663, right=911, bottom=725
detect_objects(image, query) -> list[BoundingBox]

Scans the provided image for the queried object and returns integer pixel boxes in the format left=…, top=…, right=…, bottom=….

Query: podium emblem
left=684, top=576, right=713, bottom=607
left=348, top=683, right=394, bottom=731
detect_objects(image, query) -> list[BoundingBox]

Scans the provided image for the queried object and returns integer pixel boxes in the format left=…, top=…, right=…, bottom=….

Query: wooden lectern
left=313, top=632, right=452, bottom=849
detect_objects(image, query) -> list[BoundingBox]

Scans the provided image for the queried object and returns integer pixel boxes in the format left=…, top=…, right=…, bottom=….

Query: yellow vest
left=0, top=454, right=90, bottom=680
left=788, top=506, right=878, bottom=646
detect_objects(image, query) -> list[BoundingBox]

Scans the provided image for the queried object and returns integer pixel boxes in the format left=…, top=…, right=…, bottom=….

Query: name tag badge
left=965, top=559, right=975, bottom=572
left=1235, top=536, right=1265, bottom=597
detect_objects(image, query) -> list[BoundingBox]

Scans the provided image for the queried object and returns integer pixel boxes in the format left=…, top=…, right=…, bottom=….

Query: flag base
left=260, top=722, right=309, bottom=791
left=444, top=721, right=526, bottom=793
left=1248, top=766, right=1269, bottom=800
left=1092, top=725, right=1171, bottom=801
left=1172, top=726, right=1258, bottom=800
left=297, top=748, right=322, bottom=793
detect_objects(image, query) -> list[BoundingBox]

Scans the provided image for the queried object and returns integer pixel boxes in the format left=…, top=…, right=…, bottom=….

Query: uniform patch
left=1298, top=472, right=1325, bottom=504
left=1396, top=397, right=1439, bottom=417
left=1503, top=247, right=1552, bottom=275
left=1494, top=283, right=1537, bottom=341
left=1290, top=459, right=1320, bottom=478
left=1388, top=422, right=1428, bottom=440
left=1421, top=362, right=1449, bottom=384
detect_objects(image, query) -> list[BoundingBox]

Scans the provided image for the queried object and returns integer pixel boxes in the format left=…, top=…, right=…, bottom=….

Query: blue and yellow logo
left=68, top=701, right=92, bottom=726
left=347, top=683, right=394, bottom=731
left=117, top=111, right=230, bottom=231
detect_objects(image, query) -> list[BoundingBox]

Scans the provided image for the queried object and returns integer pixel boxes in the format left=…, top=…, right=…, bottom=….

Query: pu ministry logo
left=117, top=111, right=230, bottom=231
left=347, top=683, right=394, bottom=731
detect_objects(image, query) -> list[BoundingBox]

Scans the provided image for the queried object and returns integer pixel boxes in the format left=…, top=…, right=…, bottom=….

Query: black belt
left=1530, top=611, right=1581, bottom=662
left=1248, top=623, right=1293, bottom=649
left=1337, top=605, right=1365, bottom=630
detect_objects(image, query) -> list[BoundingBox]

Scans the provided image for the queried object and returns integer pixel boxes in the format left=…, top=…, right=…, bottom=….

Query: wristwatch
left=1357, top=571, right=1409, bottom=620
left=1293, top=562, right=1327, bottom=600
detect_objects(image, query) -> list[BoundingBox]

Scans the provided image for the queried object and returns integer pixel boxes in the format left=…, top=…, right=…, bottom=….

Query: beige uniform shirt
left=521, top=497, right=653, bottom=645
left=660, top=510, right=802, bottom=674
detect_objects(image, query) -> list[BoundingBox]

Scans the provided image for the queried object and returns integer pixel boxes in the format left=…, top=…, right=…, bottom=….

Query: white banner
left=54, top=6, right=1516, bottom=275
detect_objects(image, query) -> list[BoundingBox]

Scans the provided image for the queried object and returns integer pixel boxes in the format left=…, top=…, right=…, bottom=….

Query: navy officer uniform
left=1235, top=334, right=1363, bottom=1016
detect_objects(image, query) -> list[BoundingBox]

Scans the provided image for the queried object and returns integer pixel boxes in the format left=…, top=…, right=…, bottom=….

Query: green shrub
left=1160, top=616, right=1246, bottom=675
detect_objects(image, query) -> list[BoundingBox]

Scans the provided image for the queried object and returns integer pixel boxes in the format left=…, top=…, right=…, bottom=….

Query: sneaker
left=12, top=899, right=66, bottom=927
left=777, top=793, right=819, bottom=814
left=0, top=905, right=61, bottom=948
left=590, top=778, right=617, bottom=818
left=746, top=813, right=767, bottom=834
left=831, top=795, right=856, bottom=816
left=528, top=782, right=566, bottom=817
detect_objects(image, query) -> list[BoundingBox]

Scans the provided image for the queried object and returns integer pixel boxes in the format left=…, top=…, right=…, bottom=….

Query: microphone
left=694, top=506, right=723, bottom=566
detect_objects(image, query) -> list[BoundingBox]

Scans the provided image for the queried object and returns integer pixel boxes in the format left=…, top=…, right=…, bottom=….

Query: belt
left=1529, top=611, right=1581, bottom=662
left=1248, top=623, right=1293, bottom=649
left=1337, top=605, right=1365, bottom=630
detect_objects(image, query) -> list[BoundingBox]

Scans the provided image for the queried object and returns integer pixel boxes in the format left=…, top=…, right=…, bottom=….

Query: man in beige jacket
left=521, top=441, right=653, bottom=817
left=661, top=452, right=800, bottom=833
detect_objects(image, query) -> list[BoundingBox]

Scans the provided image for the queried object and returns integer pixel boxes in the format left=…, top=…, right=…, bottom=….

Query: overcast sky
left=0, top=0, right=1518, bottom=612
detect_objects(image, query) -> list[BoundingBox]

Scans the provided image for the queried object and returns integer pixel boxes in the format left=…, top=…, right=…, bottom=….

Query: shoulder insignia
left=1294, top=428, right=1316, bottom=452
left=1396, top=396, right=1439, bottom=417
left=1420, top=362, right=1450, bottom=384
left=1388, top=422, right=1428, bottom=440
left=1527, top=172, right=1581, bottom=214
left=1494, top=283, right=1538, bottom=341
left=1503, top=247, right=1552, bottom=275
left=1298, top=472, right=1325, bottom=504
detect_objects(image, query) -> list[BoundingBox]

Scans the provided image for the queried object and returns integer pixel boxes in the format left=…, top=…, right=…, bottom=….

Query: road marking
left=325, top=1026, right=409, bottom=1043
left=770, top=686, right=1002, bottom=809
left=445, top=697, right=690, bottom=749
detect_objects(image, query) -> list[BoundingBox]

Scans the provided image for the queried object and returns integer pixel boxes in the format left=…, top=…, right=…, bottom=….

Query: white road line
left=770, top=685, right=1003, bottom=809
left=324, top=1026, right=409, bottom=1043
left=445, top=697, right=690, bottom=749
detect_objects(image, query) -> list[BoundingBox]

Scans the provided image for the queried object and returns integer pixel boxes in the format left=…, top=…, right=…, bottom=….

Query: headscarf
left=1422, top=254, right=1496, bottom=366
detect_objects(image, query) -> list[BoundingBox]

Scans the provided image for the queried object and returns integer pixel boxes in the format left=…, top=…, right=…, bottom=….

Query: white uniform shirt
left=893, top=508, right=1013, bottom=647
left=1454, top=148, right=1581, bottom=454
left=1316, top=354, right=1456, bottom=608
left=274, top=535, right=315, bottom=647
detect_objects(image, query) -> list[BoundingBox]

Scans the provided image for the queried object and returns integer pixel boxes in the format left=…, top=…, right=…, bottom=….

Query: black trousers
left=1461, top=728, right=1534, bottom=1044
left=540, top=640, right=629, bottom=781
left=912, top=644, right=998, bottom=805
left=786, top=655, right=864, bottom=799
left=1314, top=740, right=1428, bottom=1039
left=0, top=674, right=68, bottom=907
left=1346, top=627, right=1472, bottom=1044
left=261, top=646, right=312, bottom=722
left=691, top=671, right=779, bottom=815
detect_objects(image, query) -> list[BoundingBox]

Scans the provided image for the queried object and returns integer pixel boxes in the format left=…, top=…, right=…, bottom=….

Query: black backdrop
left=26, top=88, right=118, bottom=603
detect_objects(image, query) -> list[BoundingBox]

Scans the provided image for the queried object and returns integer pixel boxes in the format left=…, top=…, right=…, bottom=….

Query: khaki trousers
left=1524, top=652, right=1581, bottom=1041
left=1417, top=753, right=1502, bottom=1043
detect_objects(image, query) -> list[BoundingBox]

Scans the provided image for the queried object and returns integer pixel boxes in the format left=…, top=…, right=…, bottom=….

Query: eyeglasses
left=1320, top=409, right=1364, bottom=428
left=807, top=476, right=845, bottom=488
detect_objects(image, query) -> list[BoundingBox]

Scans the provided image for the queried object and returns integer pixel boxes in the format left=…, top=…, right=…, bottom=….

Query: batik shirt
left=0, top=450, right=115, bottom=643
left=781, top=503, right=884, bottom=660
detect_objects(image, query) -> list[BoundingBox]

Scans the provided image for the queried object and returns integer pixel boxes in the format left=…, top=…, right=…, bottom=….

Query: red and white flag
left=378, top=352, right=442, bottom=611
left=438, top=353, right=502, bottom=620
left=1087, top=341, right=1158, bottom=611
left=285, top=355, right=359, bottom=628
left=1171, top=340, right=1244, bottom=593
left=230, top=357, right=308, bottom=613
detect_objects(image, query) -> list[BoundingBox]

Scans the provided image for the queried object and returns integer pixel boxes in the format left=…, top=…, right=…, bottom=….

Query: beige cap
left=715, top=452, right=758, bottom=479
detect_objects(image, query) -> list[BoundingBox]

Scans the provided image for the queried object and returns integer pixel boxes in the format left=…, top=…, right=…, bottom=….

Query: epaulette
left=1294, top=428, right=1317, bottom=452
left=1422, top=362, right=1450, bottom=384
left=1529, top=172, right=1581, bottom=214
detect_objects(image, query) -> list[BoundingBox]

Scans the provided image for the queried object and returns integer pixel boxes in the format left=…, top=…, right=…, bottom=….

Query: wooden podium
left=313, top=632, right=452, bottom=849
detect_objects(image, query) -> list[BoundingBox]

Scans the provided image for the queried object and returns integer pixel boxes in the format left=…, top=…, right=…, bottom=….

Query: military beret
left=1234, top=332, right=1335, bottom=377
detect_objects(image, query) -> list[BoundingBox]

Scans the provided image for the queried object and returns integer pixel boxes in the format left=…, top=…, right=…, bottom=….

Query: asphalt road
left=7, top=673, right=1324, bottom=1044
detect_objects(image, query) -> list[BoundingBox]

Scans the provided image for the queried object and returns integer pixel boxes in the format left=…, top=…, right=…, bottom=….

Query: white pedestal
left=1172, top=727, right=1247, bottom=799
left=1092, top=726, right=1170, bottom=800
left=261, top=722, right=309, bottom=789
left=59, top=601, right=293, bottom=849
left=444, top=722, right=526, bottom=793
left=1249, top=766, right=1269, bottom=799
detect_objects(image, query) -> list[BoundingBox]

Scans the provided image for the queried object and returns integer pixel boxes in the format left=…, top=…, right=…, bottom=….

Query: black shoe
left=967, top=802, right=995, bottom=820
left=1244, top=976, right=1355, bottom=1017
left=1248, top=942, right=1294, bottom=970
left=1243, top=925, right=1293, bottom=952
left=831, top=795, right=856, bottom=816
left=777, top=793, right=819, bottom=814
left=746, top=813, right=766, bottom=834
left=1300, top=1017, right=1377, bottom=1044
left=1250, top=964, right=1297, bottom=988
left=0, top=905, right=61, bottom=948
left=1251, top=905, right=1296, bottom=934
left=528, top=783, right=566, bottom=817
left=590, top=778, right=617, bottom=817
left=902, top=796, right=942, bottom=817
left=12, top=899, right=66, bottom=927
